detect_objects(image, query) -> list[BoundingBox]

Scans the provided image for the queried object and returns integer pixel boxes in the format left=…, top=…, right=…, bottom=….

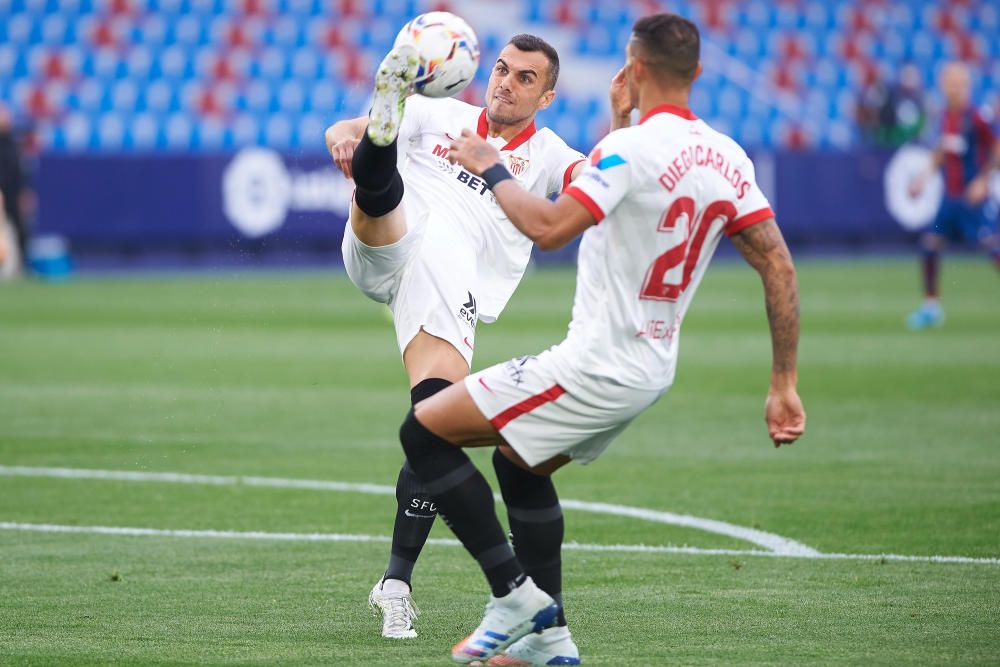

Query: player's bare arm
left=324, top=116, right=368, bottom=179
left=730, top=219, right=806, bottom=448
left=965, top=139, right=1000, bottom=205
left=448, top=128, right=595, bottom=249
left=909, top=146, right=944, bottom=198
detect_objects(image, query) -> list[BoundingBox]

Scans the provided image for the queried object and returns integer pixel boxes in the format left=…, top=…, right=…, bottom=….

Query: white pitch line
left=558, top=499, right=817, bottom=557
left=1, top=523, right=998, bottom=566
left=0, top=465, right=816, bottom=555
left=0, top=465, right=397, bottom=496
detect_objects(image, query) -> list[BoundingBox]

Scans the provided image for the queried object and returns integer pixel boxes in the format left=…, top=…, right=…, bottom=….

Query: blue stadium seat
left=231, top=112, right=261, bottom=146
left=192, top=117, right=226, bottom=150
left=263, top=112, right=294, bottom=149
left=1, top=0, right=997, bottom=151
left=164, top=111, right=194, bottom=149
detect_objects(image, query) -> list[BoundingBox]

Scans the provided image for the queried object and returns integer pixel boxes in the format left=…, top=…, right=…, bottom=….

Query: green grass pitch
left=1, top=257, right=998, bottom=665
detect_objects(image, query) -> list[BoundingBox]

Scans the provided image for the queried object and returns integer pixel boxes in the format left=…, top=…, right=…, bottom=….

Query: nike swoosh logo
left=463, top=337, right=473, bottom=350
left=404, top=510, right=435, bottom=519
left=445, top=78, right=469, bottom=91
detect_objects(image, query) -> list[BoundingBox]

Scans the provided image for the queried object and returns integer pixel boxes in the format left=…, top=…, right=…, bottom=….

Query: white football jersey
left=395, top=95, right=585, bottom=321
left=551, top=104, right=774, bottom=392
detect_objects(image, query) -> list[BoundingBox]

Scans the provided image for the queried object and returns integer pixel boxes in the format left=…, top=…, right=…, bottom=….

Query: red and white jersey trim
left=563, top=185, right=605, bottom=223
left=562, top=159, right=585, bottom=192
left=725, top=207, right=774, bottom=236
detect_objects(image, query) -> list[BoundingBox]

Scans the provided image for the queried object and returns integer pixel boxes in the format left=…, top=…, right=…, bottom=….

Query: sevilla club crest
left=507, top=155, right=529, bottom=176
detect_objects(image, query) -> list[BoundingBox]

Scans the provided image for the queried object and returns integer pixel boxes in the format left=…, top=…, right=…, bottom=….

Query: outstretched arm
left=909, top=145, right=944, bottom=197
left=448, top=129, right=596, bottom=250
left=730, top=219, right=806, bottom=448
left=966, top=136, right=1000, bottom=205
left=324, top=116, right=368, bottom=179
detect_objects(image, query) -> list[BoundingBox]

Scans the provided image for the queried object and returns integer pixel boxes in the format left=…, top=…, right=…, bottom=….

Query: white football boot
left=367, top=44, right=419, bottom=147
left=368, top=577, right=419, bottom=639
left=488, top=626, right=581, bottom=665
left=451, top=577, right=559, bottom=664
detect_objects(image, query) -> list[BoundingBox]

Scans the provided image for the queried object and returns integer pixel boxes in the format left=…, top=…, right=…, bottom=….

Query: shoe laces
left=377, top=592, right=420, bottom=635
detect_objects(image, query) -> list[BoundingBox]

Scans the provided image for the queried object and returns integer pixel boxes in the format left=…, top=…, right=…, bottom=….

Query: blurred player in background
left=0, top=193, right=8, bottom=275
left=324, top=33, right=587, bottom=640
left=858, top=64, right=926, bottom=148
left=399, top=13, right=805, bottom=665
left=0, top=104, right=28, bottom=276
left=908, top=62, right=1000, bottom=330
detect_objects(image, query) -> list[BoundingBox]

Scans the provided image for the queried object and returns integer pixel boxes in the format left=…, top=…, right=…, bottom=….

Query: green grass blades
left=1, top=257, right=998, bottom=665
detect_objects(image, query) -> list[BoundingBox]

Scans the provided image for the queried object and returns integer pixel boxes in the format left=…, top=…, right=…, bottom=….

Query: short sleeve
left=544, top=141, right=586, bottom=197
left=724, top=153, right=775, bottom=237
left=562, top=131, right=632, bottom=224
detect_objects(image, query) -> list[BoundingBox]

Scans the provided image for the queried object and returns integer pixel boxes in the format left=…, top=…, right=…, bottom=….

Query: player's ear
left=692, top=62, right=703, bottom=82
left=629, top=57, right=646, bottom=85
left=537, top=89, right=556, bottom=111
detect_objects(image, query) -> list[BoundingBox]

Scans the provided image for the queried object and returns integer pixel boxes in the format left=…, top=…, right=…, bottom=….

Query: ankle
left=381, top=577, right=411, bottom=595
left=491, top=571, right=527, bottom=599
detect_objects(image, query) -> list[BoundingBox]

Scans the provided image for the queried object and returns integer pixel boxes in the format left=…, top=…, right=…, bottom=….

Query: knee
left=493, top=448, right=558, bottom=507
left=399, top=409, right=424, bottom=461
left=400, top=408, right=458, bottom=467
left=492, top=447, right=532, bottom=489
left=921, top=233, right=944, bottom=252
left=354, top=171, right=404, bottom=218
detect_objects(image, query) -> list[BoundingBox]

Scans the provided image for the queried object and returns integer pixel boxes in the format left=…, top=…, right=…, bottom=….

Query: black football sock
left=399, top=409, right=524, bottom=597
left=351, top=132, right=404, bottom=218
left=921, top=248, right=940, bottom=299
left=384, top=462, right=433, bottom=586
left=410, top=378, right=454, bottom=405
left=493, top=448, right=567, bottom=626
left=383, top=378, right=454, bottom=585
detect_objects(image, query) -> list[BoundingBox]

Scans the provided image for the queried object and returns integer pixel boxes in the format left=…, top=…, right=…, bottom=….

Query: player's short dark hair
left=631, top=13, right=700, bottom=84
left=507, top=33, right=560, bottom=91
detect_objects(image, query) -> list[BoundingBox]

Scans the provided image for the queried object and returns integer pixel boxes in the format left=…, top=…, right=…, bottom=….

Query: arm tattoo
left=731, top=220, right=800, bottom=377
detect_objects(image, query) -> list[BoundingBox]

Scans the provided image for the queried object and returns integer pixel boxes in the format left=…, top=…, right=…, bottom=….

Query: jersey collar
left=639, top=104, right=698, bottom=124
left=477, top=108, right=537, bottom=151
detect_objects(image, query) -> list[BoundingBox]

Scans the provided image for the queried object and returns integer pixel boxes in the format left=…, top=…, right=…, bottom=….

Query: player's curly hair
left=507, top=33, right=560, bottom=91
left=631, top=13, right=700, bottom=83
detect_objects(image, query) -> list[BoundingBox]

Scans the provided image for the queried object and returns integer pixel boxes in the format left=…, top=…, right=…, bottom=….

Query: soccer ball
left=394, top=11, right=480, bottom=98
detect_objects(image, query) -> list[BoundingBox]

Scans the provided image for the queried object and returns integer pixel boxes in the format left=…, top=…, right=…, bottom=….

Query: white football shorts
left=465, top=351, right=665, bottom=467
left=342, top=207, right=481, bottom=367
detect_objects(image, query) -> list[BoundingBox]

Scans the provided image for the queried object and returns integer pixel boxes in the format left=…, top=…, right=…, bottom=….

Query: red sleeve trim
left=563, top=185, right=605, bottom=223
left=725, top=207, right=774, bottom=237
left=561, top=159, right=585, bottom=192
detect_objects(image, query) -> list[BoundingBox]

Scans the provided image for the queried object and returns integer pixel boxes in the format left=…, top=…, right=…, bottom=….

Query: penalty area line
left=1, top=522, right=998, bottom=566
left=0, top=464, right=816, bottom=556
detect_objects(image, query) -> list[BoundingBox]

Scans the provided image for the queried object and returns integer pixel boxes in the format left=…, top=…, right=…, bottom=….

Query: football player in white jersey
left=397, top=13, right=806, bottom=665
left=324, top=34, right=587, bottom=640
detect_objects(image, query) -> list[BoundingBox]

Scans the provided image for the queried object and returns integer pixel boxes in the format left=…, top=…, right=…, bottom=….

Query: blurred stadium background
left=0, top=0, right=998, bottom=269
left=3, top=2, right=1000, bottom=664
